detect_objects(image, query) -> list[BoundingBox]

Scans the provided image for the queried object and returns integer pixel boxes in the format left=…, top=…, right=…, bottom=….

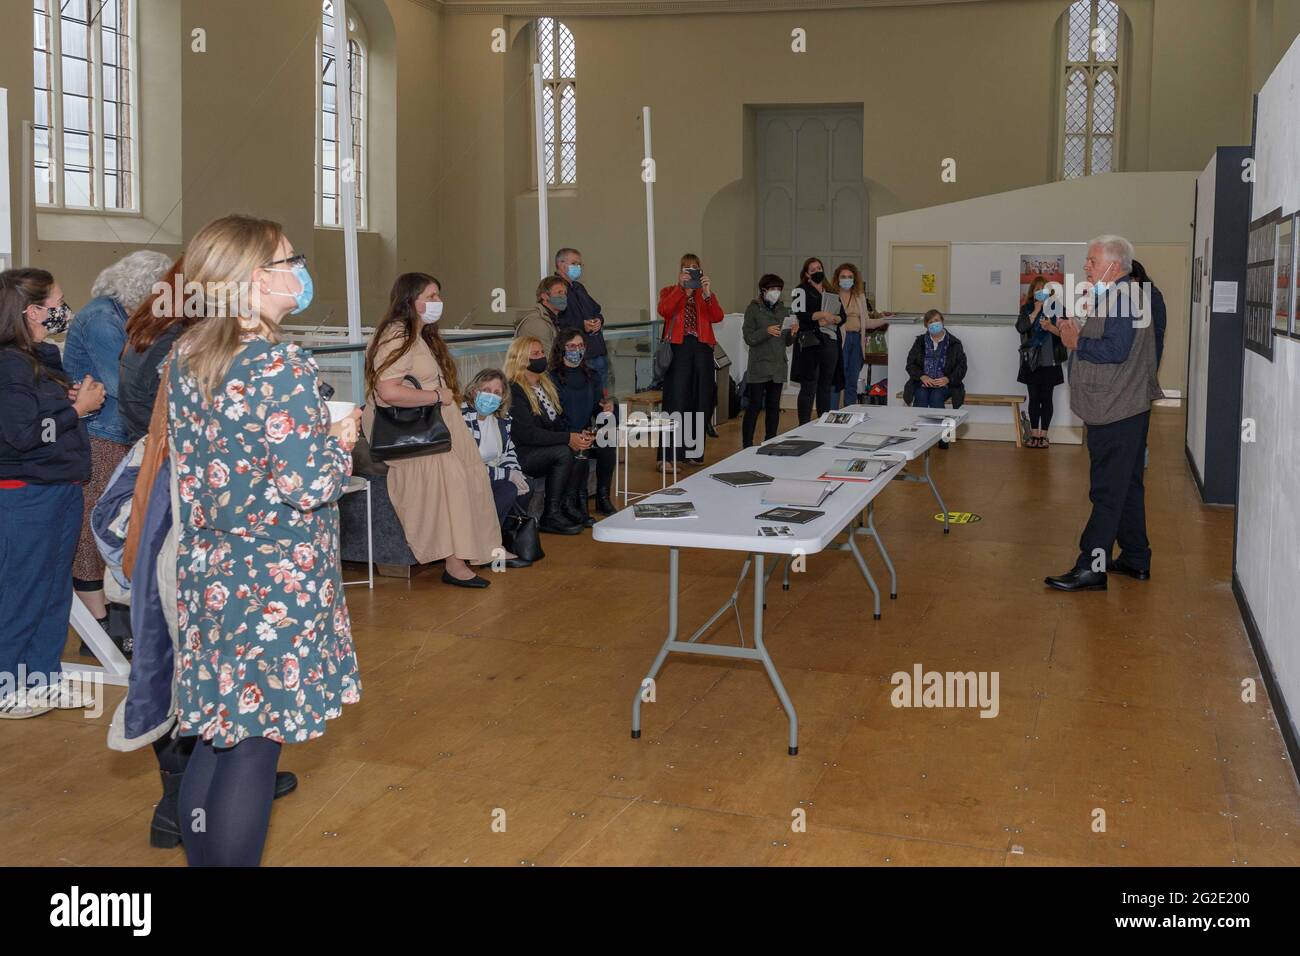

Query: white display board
left=949, top=241, right=1086, bottom=314
left=0, top=89, right=11, bottom=270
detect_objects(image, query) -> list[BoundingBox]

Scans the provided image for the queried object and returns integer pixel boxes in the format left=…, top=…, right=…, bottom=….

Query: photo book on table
left=817, top=458, right=893, bottom=482
left=633, top=502, right=698, bottom=519
left=755, top=507, right=823, bottom=525
left=835, top=431, right=908, bottom=453
left=711, top=470, right=774, bottom=488
left=761, top=478, right=839, bottom=507
left=818, top=411, right=867, bottom=427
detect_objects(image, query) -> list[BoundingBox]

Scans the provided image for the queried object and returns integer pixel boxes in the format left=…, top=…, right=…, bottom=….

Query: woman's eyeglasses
left=264, top=253, right=308, bottom=269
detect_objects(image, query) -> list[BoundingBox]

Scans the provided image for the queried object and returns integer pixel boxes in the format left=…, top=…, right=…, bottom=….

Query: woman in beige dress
left=363, top=273, right=503, bottom=588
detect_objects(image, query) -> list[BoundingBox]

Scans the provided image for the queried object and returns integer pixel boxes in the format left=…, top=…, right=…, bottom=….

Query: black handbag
left=502, top=507, right=544, bottom=563
left=797, top=329, right=823, bottom=349
left=1019, top=340, right=1042, bottom=373
left=368, top=375, right=452, bottom=460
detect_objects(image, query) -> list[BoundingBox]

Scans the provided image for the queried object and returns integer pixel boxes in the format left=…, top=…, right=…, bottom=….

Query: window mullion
left=92, top=8, right=104, bottom=210
left=50, top=6, right=63, bottom=207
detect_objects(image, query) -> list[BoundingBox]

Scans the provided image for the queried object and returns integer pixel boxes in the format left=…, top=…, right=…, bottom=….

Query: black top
left=119, top=323, right=185, bottom=443
left=903, top=332, right=968, bottom=409
left=508, top=380, right=570, bottom=449
left=555, top=279, right=607, bottom=359
left=0, top=343, right=91, bottom=484
left=553, top=365, right=602, bottom=430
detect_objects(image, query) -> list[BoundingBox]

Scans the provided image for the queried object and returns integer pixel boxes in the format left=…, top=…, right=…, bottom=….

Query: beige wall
left=0, top=0, right=1294, bottom=323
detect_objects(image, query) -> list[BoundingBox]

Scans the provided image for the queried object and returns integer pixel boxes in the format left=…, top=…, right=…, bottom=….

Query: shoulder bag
left=369, top=374, right=452, bottom=460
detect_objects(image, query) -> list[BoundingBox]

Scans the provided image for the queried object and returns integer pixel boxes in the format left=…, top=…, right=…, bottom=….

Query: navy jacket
left=0, top=343, right=91, bottom=484
left=119, top=323, right=184, bottom=444
left=556, top=279, right=607, bottom=359
left=553, top=365, right=603, bottom=430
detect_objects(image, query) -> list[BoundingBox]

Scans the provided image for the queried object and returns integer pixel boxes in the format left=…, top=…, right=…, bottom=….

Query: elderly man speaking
left=1045, top=235, right=1163, bottom=592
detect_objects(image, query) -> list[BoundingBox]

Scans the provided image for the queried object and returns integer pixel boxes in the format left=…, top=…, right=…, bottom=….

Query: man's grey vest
left=1068, top=284, right=1163, bottom=426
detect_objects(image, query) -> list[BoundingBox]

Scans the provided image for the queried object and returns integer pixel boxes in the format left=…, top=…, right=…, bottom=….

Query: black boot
left=595, top=486, right=616, bottom=516
left=150, top=770, right=184, bottom=849
left=563, top=493, right=595, bottom=528
left=540, top=500, right=582, bottom=535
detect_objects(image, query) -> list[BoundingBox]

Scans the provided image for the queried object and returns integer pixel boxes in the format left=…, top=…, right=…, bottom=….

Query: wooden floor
left=8, top=404, right=1300, bottom=866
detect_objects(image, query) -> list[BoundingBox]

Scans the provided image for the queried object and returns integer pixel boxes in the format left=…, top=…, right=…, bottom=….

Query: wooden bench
left=895, top=391, right=1025, bottom=447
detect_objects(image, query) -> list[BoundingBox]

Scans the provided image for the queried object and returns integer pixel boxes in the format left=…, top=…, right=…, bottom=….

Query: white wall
left=874, top=172, right=1198, bottom=310
left=1237, top=32, right=1300, bottom=751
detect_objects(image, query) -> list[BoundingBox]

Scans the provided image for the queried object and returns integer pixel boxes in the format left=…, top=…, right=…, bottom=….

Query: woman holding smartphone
left=1016, top=275, right=1066, bottom=448
left=657, top=254, right=723, bottom=465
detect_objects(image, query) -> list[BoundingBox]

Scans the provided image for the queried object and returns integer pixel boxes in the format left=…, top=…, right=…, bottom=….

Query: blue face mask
left=564, top=348, right=585, bottom=367
left=1033, top=289, right=1049, bottom=302
left=267, top=263, right=314, bottom=315
left=566, top=264, right=582, bottom=282
left=474, top=391, right=503, bottom=416
left=838, top=277, right=853, bottom=291
left=928, top=322, right=944, bottom=336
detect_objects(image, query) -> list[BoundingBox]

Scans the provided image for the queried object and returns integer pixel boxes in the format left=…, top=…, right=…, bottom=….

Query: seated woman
left=504, top=336, right=588, bottom=535
left=741, top=274, right=792, bottom=448
left=550, top=327, right=616, bottom=520
left=460, top=368, right=534, bottom=563
left=363, top=273, right=503, bottom=588
left=903, top=309, right=968, bottom=449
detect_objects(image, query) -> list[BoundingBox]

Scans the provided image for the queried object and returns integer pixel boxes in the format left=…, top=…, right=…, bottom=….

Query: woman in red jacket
left=658, top=253, right=723, bottom=464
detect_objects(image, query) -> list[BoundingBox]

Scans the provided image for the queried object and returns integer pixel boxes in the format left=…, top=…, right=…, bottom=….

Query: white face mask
left=420, top=301, right=444, bottom=325
left=763, top=289, right=781, bottom=305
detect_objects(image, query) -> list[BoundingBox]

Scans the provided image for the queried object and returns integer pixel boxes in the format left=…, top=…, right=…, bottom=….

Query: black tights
left=178, top=736, right=282, bottom=867
left=1026, top=382, right=1055, bottom=431
left=742, top=381, right=783, bottom=447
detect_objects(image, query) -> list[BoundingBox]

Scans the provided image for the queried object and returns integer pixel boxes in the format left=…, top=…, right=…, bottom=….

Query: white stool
left=615, top=416, right=680, bottom=507
left=341, top=475, right=374, bottom=589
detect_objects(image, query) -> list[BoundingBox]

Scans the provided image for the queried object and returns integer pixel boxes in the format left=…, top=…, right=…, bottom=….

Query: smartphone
left=684, top=268, right=703, bottom=289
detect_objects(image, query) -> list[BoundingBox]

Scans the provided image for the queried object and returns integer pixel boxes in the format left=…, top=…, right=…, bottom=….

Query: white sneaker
left=25, top=679, right=96, bottom=711
left=0, top=692, right=52, bottom=719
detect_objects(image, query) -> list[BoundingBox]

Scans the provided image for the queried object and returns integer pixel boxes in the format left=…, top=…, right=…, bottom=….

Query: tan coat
left=514, top=304, right=561, bottom=357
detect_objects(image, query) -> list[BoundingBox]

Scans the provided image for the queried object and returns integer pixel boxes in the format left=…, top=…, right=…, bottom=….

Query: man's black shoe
left=1107, top=558, right=1150, bottom=581
left=1044, top=568, right=1107, bottom=591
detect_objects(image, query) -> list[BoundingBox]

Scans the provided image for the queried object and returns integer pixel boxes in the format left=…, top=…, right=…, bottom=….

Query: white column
left=333, top=0, right=364, bottom=405
left=642, top=107, right=657, bottom=324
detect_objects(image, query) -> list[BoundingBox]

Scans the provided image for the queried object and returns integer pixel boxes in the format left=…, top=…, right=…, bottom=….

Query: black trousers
left=743, top=381, right=783, bottom=447
left=797, top=340, right=839, bottom=424
left=517, top=443, right=574, bottom=514
left=1076, top=410, right=1151, bottom=571
left=1026, top=382, right=1055, bottom=430
left=662, top=334, right=713, bottom=462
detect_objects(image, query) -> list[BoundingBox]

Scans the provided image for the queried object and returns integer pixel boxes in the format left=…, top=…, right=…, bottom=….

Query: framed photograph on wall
left=1244, top=209, right=1279, bottom=361
left=1274, top=213, right=1295, bottom=336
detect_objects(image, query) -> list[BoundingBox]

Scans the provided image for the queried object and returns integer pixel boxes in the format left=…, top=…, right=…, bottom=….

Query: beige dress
left=364, top=332, right=501, bottom=564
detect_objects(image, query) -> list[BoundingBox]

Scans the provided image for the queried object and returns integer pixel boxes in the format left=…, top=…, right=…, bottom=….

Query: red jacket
left=658, top=285, right=724, bottom=347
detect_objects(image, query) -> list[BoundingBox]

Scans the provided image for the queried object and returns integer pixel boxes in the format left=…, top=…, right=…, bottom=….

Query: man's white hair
left=1088, top=234, right=1134, bottom=274
left=91, top=250, right=175, bottom=313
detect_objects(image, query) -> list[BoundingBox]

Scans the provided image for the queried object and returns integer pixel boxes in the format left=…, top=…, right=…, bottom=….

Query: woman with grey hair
left=63, top=249, right=174, bottom=646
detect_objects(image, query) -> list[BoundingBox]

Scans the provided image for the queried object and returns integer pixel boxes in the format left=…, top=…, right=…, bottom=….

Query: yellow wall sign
left=920, top=273, right=936, bottom=294
left=934, top=511, right=982, bottom=524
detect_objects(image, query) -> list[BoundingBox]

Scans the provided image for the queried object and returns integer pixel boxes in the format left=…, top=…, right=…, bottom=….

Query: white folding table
left=592, top=404, right=966, bottom=755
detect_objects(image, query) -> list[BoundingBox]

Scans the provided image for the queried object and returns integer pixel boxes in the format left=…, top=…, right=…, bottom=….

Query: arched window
left=1059, top=0, right=1122, bottom=179
left=317, top=0, right=367, bottom=228
left=535, top=17, right=577, bottom=186
left=33, top=0, right=139, bottom=210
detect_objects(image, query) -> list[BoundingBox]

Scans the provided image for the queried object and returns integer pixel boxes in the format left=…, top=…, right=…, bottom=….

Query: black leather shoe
left=442, top=570, right=490, bottom=588
left=274, top=771, right=298, bottom=799
left=504, top=557, right=532, bottom=569
left=705, top=423, right=719, bottom=438
left=937, top=439, right=950, bottom=449
left=1107, top=558, right=1150, bottom=581
left=1044, top=569, right=1107, bottom=591
left=594, top=490, right=616, bottom=516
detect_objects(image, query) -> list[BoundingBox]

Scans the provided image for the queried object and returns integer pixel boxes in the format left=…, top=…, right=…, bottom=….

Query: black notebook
left=755, top=507, right=824, bottom=524
left=711, top=470, right=774, bottom=487
left=755, top=438, right=823, bottom=457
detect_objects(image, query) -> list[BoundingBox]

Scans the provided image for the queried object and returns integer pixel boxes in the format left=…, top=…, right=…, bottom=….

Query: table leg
left=631, top=547, right=679, bottom=739
left=750, top=554, right=799, bottom=755
left=924, top=449, right=950, bottom=535
left=858, top=501, right=897, bottom=599
left=847, top=529, right=883, bottom=620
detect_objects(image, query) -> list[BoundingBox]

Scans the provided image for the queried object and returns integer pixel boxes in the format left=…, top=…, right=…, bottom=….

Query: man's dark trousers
left=1076, top=409, right=1151, bottom=572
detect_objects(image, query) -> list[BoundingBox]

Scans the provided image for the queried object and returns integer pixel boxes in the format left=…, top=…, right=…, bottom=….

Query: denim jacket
left=62, top=295, right=130, bottom=444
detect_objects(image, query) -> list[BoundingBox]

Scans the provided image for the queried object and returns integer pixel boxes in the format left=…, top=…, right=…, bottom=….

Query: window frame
left=35, top=0, right=142, bottom=214
left=1057, top=0, right=1123, bottom=180
left=531, top=16, right=577, bottom=188
left=315, top=0, right=369, bottom=230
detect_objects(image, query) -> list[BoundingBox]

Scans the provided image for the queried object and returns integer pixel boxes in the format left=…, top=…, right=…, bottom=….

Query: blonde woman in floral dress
left=165, top=215, right=362, bottom=866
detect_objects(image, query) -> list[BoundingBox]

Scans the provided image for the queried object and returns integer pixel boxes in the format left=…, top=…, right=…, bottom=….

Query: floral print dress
left=166, top=337, right=361, bottom=746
